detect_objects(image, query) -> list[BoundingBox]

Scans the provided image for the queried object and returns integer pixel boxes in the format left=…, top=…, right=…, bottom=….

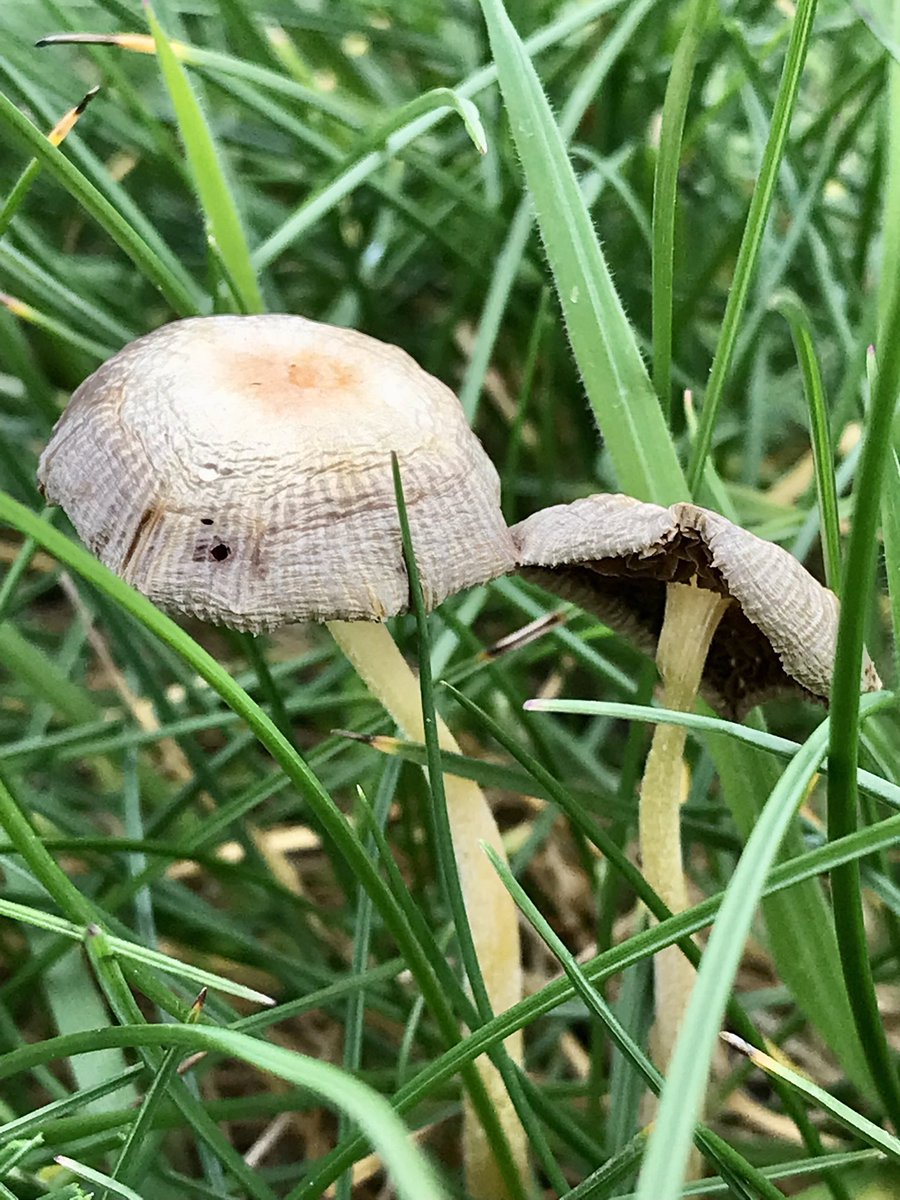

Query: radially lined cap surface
left=38, top=314, right=516, bottom=631
left=512, top=493, right=881, bottom=719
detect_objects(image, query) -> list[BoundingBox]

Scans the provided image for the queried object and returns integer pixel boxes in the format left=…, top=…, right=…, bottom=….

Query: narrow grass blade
left=708, top=731, right=876, bottom=1103
left=558, top=1130, right=647, bottom=1200
left=0, top=85, right=99, bottom=239
left=374, top=87, right=487, bottom=155
left=0, top=1025, right=447, bottom=1200
left=773, top=290, right=843, bottom=590
left=7, top=868, right=134, bottom=1117
left=35, top=30, right=363, bottom=125
left=651, top=0, right=714, bottom=414
left=687, top=0, right=820, bottom=491
left=474, top=0, right=686, bottom=505
left=455, top=0, right=658, bottom=424
left=635, top=715, right=837, bottom=1200
left=79, top=925, right=270, bottom=1200
left=606, top=1151, right=883, bottom=1199
left=54, top=1158, right=145, bottom=1200
left=882, top=405, right=900, bottom=668
left=0, top=90, right=200, bottom=316
left=391, top=455, right=527, bottom=1200
left=0, top=895, right=273, bottom=1007
left=145, top=4, right=263, bottom=314
left=881, top=3, right=900, bottom=667
left=0, top=1136, right=42, bottom=1182
left=336, top=775, right=396, bottom=1200
left=388, top=463, right=496, bottom=1018
left=525, top=695, right=900, bottom=808
left=827, top=280, right=900, bottom=1127
left=0, top=292, right=114, bottom=360
left=253, top=87, right=487, bottom=269
left=0, top=1065, right=144, bottom=1145
left=111, top=989, right=207, bottom=1189
left=722, top=1033, right=900, bottom=1162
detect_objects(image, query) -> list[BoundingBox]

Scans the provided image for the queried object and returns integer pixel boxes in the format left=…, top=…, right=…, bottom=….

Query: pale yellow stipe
left=327, top=619, right=527, bottom=1200
left=641, top=583, right=728, bottom=1072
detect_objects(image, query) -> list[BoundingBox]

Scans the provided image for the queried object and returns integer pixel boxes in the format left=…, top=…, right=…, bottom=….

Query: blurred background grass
left=2, top=0, right=900, bottom=1197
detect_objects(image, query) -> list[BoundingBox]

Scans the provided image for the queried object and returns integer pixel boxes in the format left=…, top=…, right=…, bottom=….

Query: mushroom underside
left=521, top=533, right=822, bottom=720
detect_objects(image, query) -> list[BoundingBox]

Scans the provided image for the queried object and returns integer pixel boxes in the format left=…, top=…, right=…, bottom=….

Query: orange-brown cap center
left=218, top=349, right=362, bottom=416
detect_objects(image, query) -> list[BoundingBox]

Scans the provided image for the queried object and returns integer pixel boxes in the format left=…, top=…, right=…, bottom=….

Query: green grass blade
left=635, top=714, right=835, bottom=1200
left=392, top=465, right=489, bottom=1021
left=558, top=1131, right=647, bottom=1200
left=773, top=290, right=843, bottom=591
left=881, top=2, right=900, bottom=669
left=78, top=926, right=265, bottom=1200
left=827, top=290, right=900, bottom=1125
left=0, top=90, right=200, bottom=316
left=882, top=402, right=900, bottom=668
left=0, top=1026, right=446, bottom=1200
left=336, top=772, right=397, bottom=1200
left=595, top=1151, right=884, bottom=1199
left=686, top=0, right=820, bottom=492
left=526, top=694, right=900, bottom=808
left=460, top=0, right=657, bottom=425
left=651, top=0, right=714, bottom=415
left=111, top=989, right=207, bottom=1189
left=0, top=293, right=114, bottom=360
left=373, top=87, right=487, bottom=155
left=722, top=1034, right=900, bottom=1163
left=145, top=5, right=263, bottom=314
left=253, top=87, right=487, bottom=270
left=709, top=731, right=875, bottom=1099
left=54, top=1158, right=145, bottom=1200
left=474, top=0, right=686, bottom=505
left=0, top=1065, right=144, bottom=1145
left=0, top=86, right=99, bottom=240
left=391, top=455, right=527, bottom=1200
left=0, top=840, right=274, bottom=1008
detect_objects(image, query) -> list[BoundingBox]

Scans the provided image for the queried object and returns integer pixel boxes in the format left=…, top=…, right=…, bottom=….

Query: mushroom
left=512, top=493, right=881, bottom=1070
left=38, top=313, right=525, bottom=1198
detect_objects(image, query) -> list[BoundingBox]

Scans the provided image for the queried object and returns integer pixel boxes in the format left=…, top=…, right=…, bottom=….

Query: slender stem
left=326, top=618, right=526, bottom=1198
left=686, top=0, right=820, bottom=492
left=651, top=0, right=713, bottom=417
left=639, top=583, right=728, bottom=1072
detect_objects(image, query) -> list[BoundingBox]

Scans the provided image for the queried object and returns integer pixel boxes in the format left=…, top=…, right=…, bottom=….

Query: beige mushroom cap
left=512, top=493, right=881, bottom=719
left=38, top=314, right=515, bottom=631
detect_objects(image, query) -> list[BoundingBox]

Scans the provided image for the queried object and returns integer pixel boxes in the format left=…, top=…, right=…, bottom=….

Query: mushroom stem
left=639, top=582, right=729, bottom=1074
left=326, top=618, right=526, bottom=1199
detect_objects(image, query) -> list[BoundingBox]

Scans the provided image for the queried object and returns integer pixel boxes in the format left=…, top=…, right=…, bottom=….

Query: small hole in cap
left=200, top=518, right=213, bottom=526
left=211, top=543, right=230, bottom=562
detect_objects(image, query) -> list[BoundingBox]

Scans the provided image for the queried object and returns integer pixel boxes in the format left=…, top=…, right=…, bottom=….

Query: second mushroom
left=513, top=493, right=881, bottom=1072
